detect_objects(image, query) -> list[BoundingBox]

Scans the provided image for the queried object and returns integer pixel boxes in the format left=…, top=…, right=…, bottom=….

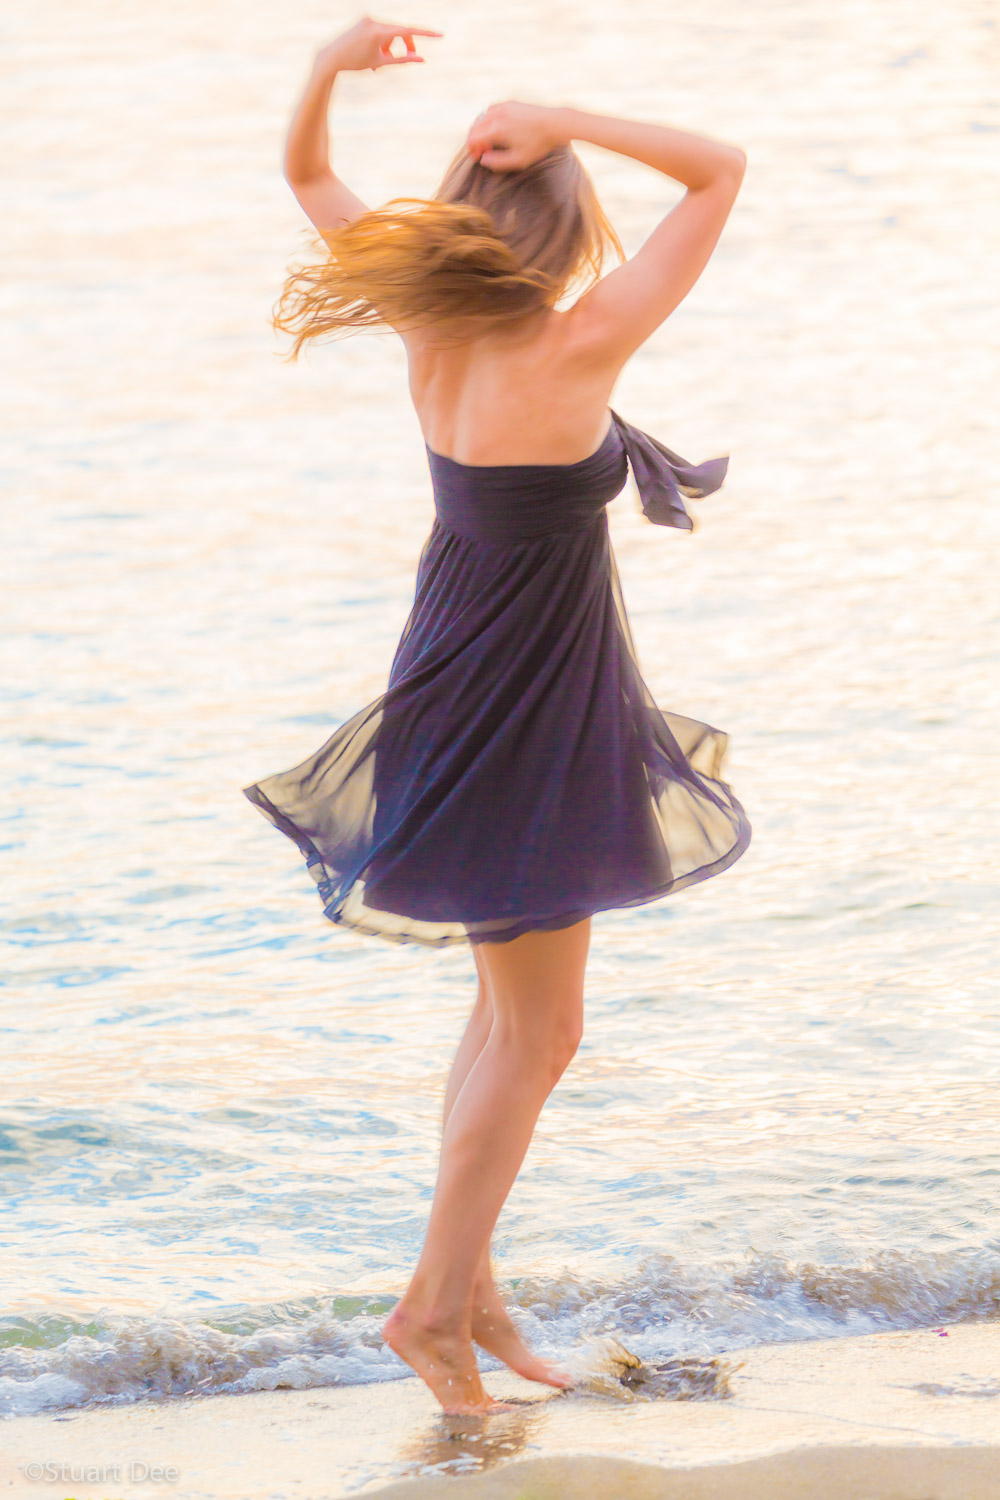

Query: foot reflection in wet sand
left=393, top=1396, right=549, bottom=1478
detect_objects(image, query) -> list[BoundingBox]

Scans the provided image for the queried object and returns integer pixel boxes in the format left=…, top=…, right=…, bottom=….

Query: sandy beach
left=3, top=1317, right=998, bottom=1499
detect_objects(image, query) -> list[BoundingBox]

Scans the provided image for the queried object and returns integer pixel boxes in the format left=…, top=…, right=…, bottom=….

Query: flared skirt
left=242, top=512, right=751, bottom=946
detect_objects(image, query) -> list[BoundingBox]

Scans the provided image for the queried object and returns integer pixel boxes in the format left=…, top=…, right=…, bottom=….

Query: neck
left=420, top=304, right=556, bottom=351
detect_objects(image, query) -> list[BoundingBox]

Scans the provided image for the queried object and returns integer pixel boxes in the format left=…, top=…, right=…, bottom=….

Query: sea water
left=2, top=0, right=998, bottom=1425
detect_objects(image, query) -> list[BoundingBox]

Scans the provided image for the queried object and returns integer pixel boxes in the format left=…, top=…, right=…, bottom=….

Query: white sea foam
left=2, top=1249, right=998, bottom=1418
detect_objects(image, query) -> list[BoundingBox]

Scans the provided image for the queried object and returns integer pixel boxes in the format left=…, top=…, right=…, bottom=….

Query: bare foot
left=381, top=1303, right=514, bottom=1414
left=471, top=1285, right=574, bottom=1391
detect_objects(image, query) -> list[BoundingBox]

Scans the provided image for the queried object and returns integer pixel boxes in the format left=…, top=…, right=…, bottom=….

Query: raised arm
left=467, top=102, right=745, bottom=367
left=558, top=109, right=746, bottom=363
left=282, top=17, right=443, bottom=235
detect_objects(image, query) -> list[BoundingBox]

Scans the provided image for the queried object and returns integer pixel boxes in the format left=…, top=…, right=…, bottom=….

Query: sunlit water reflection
left=2, top=0, right=998, bottom=1421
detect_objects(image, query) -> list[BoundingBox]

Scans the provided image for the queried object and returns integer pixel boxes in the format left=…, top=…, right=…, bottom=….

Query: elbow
left=726, top=146, right=747, bottom=178
left=708, top=147, right=746, bottom=196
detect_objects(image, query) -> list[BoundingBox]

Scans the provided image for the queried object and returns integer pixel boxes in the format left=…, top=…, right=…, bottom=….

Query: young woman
left=243, top=16, right=751, bottom=1414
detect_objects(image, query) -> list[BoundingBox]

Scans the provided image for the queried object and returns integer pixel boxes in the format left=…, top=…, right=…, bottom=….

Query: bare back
left=403, top=307, right=623, bottom=467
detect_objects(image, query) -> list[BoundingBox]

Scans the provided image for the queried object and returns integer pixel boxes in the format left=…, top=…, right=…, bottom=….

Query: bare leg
left=445, top=948, right=574, bottom=1388
left=381, top=919, right=590, bottom=1413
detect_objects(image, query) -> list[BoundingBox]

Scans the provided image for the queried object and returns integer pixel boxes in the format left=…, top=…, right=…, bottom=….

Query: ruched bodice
left=242, top=406, right=750, bottom=948
left=426, top=408, right=730, bottom=544
left=426, top=418, right=627, bottom=542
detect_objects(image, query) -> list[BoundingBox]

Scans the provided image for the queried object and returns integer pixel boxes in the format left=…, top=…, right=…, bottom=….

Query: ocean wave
left=2, top=1245, right=999, bottom=1418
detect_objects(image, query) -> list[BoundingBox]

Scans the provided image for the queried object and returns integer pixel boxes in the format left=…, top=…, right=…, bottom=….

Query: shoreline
left=2, top=1316, right=999, bottom=1498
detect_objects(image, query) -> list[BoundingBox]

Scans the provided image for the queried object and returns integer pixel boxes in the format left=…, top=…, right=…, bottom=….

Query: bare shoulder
left=564, top=161, right=747, bottom=368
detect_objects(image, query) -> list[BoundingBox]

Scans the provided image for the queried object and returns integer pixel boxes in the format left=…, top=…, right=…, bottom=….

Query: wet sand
left=2, top=1318, right=998, bottom=1498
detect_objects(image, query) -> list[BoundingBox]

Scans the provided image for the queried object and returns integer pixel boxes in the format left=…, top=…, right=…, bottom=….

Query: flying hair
left=272, top=141, right=625, bottom=357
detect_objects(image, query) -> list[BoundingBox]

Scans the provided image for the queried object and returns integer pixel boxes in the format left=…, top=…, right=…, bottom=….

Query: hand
left=317, top=15, right=443, bottom=74
left=465, top=101, right=566, bottom=171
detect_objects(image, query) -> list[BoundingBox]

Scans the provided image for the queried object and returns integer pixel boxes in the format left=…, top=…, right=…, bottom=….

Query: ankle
left=393, top=1293, right=470, bottom=1338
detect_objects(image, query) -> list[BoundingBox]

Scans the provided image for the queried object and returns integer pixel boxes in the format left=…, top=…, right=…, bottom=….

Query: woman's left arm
left=283, top=17, right=443, bottom=235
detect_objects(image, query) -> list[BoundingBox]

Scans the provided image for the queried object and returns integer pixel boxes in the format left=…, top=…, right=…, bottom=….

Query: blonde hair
left=272, top=142, right=625, bottom=357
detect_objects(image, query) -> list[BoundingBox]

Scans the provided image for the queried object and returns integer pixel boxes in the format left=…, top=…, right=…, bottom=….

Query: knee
left=490, top=1007, right=582, bottom=1080
left=492, top=1015, right=579, bottom=1071
left=484, top=955, right=585, bottom=1078
left=537, top=1005, right=584, bottom=1082
left=548, top=1020, right=582, bottom=1081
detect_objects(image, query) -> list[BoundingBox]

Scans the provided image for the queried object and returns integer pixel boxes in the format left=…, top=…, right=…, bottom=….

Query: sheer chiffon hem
left=241, top=774, right=752, bottom=949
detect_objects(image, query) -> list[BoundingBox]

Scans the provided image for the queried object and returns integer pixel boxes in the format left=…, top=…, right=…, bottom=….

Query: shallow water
left=2, top=0, right=999, bottom=1429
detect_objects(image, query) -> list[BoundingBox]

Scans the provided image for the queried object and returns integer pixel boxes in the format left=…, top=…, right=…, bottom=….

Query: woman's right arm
left=467, top=103, right=745, bottom=365
left=560, top=108, right=746, bottom=362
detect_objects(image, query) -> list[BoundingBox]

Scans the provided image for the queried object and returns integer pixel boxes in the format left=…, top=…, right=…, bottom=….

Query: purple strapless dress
left=242, top=408, right=751, bottom=947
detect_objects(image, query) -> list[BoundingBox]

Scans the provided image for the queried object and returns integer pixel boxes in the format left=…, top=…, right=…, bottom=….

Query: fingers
left=477, top=147, right=522, bottom=172
left=377, top=38, right=423, bottom=63
left=466, top=113, right=503, bottom=149
left=372, top=21, right=442, bottom=65
left=466, top=130, right=512, bottom=169
left=376, top=22, right=444, bottom=37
